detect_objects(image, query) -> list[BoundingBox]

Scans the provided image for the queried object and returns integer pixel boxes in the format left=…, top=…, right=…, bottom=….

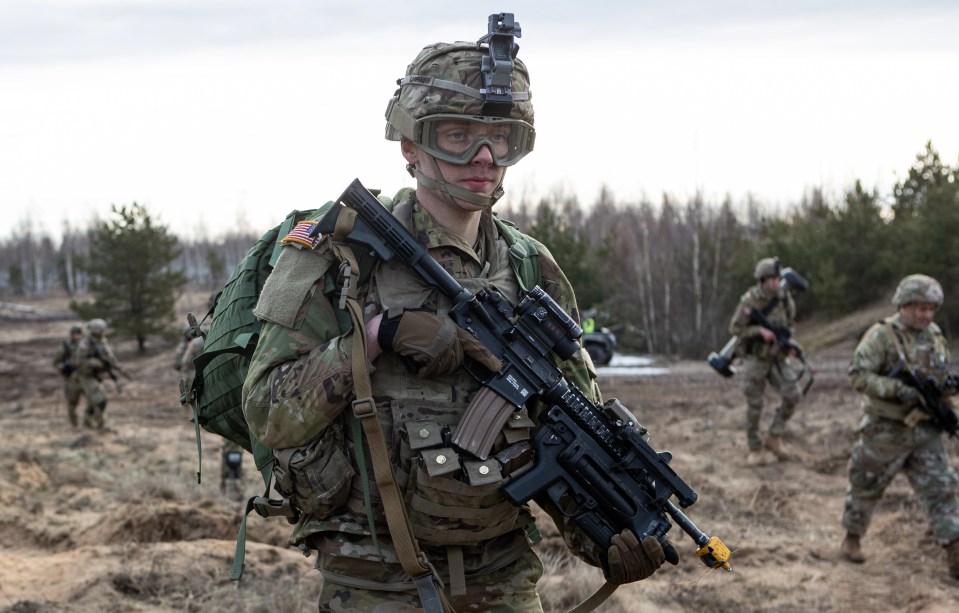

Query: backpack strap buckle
left=251, top=496, right=299, bottom=523
left=352, top=396, right=377, bottom=419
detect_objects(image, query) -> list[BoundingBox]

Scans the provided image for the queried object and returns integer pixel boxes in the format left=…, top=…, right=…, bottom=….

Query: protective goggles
left=415, top=114, right=535, bottom=166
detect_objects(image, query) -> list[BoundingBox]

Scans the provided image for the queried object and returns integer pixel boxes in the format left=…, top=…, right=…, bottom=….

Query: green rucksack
left=188, top=208, right=317, bottom=487
left=184, top=193, right=543, bottom=579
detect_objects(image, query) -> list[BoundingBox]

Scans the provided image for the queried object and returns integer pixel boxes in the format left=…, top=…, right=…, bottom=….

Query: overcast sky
left=2, top=1, right=958, bottom=240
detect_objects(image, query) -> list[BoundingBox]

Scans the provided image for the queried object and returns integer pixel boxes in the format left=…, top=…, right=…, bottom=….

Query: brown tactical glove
left=606, top=529, right=672, bottom=584
left=378, top=310, right=502, bottom=378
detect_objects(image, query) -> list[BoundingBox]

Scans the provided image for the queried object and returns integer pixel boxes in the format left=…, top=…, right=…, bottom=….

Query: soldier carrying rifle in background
left=52, top=324, right=84, bottom=428
left=728, top=257, right=805, bottom=465
left=841, top=274, right=959, bottom=578
left=73, top=318, right=127, bottom=431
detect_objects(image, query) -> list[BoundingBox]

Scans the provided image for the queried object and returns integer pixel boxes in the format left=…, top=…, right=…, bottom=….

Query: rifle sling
left=330, top=211, right=453, bottom=613
left=760, top=295, right=780, bottom=316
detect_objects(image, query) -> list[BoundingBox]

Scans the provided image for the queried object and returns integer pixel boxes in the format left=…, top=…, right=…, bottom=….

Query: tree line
left=1, top=142, right=956, bottom=357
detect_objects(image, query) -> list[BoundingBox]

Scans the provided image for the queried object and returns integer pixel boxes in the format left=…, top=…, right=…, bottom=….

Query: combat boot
left=841, top=533, right=865, bottom=563
left=765, top=434, right=793, bottom=461
left=746, top=449, right=765, bottom=466
left=946, top=539, right=959, bottom=579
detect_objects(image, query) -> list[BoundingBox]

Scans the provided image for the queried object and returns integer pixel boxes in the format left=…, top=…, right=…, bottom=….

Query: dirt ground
left=2, top=293, right=959, bottom=612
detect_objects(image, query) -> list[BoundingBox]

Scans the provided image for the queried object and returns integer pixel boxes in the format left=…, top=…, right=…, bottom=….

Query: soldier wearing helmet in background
left=74, top=318, right=121, bottom=430
left=243, top=13, right=669, bottom=612
left=729, top=256, right=803, bottom=465
left=840, top=274, right=959, bottom=578
left=52, top=324, right=84, bottom=427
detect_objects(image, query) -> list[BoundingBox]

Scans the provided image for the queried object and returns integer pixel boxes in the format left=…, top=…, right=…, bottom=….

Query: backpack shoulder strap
left=492, top=216, right=541, bottom=292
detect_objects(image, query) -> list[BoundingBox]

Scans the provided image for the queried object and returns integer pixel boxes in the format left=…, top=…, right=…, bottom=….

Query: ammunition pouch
left=273, top=421, right=355, bottom=520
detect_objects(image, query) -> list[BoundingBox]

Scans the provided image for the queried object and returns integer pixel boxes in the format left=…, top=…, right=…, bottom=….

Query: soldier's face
left=762, top=277, right=779, bottom=292
left=900, top=302, right=938, bottom=330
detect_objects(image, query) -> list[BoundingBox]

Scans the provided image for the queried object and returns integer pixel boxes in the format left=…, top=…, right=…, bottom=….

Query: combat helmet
left=754, top=257, right=782, bottom=281
left=892, top=274, right=944, bottom=307
left=384, top=12, right=534, bottom=208
left=70, top=324, right=83, bottom=335
left=86, top=318, right=108, bottom=337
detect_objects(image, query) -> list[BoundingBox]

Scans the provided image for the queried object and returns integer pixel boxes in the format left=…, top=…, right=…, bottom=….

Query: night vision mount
left=477, top=12, right=521, bottom=117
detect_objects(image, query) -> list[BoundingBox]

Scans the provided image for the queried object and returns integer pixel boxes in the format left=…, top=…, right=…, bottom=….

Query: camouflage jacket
left=74, top=336, right=118, bottom=379
left=243, top=189, right=605, bottom=587
left=849, top=313, right=951, bottom=421
left=53, top=338, right=81, bottom=376
left=728, top=283, right=796, bottom=360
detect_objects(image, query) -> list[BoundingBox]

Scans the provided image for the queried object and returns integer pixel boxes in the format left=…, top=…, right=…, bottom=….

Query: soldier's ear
left=401, top=139, right=419, bottom=167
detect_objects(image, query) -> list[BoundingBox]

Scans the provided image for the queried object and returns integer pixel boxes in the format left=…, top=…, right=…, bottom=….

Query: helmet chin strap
left=406, top=156, right=505, bottom=211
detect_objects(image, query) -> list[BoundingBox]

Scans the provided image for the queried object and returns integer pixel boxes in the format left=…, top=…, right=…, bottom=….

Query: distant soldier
left=176, top=326, right=243, bottom=494
left=74, top=318, right=121, bottom=430
left=728, top=257, right=803, bottom=464
left=220, top=441, right=244, bottom=498
left=52, top=324, right=84, bottom=427
left=841, top=274, right=959, bottom=578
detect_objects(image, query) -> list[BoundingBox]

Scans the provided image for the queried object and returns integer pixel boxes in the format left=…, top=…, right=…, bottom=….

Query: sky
left=2, top=0, right=958, bottom=241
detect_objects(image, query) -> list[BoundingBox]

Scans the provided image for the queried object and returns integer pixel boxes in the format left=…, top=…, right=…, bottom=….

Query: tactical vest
left=277, top=196, right=544, bottom=590
left=862, top=317, right=950, bottom=421
left=738, top=286, right=794, bottom=359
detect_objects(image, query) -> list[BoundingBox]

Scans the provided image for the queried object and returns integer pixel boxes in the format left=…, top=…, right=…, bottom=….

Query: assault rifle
left=890, top=362, right=959, bottom=438
left=743, top=306, right=804, bottom=361
left=317, top=179, right=732, bottom=576
left=91, top=345, right=131, bottom=388
left=743, top=306, right=815, bottom=394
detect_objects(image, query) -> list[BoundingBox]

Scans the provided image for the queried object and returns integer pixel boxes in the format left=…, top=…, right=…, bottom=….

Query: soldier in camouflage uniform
left=243, top=15, right=669, bottom=612
left=52, top=324, right=84, bottom=427
left=729, top=257, right=803, bottom=465
left=74, top=318, right=120, bottom=430
left=840, top=274, right=959, bottom=578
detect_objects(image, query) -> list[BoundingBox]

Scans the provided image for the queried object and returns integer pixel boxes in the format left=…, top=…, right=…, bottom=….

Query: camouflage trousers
left=75, top=374, right=108, bottom=430
left=62, top=375, right=83, bottom=427
left=317, top=549, right=544, bottom=612
left=738, top=355, right=802, bottom=451
left=842, top=416, right=959, bottom=545
left=739, top=355, right=802, bottom=451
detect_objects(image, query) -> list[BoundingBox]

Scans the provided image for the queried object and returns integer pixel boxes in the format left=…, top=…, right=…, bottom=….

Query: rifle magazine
left=451, top=385, right=516, bottom=460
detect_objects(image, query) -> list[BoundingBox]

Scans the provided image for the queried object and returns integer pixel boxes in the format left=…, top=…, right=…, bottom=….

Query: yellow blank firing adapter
left=697, top=535, right=733, bottom=571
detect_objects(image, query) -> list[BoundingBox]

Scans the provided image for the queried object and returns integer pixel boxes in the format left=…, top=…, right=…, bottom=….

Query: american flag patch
left=281, top=220, right=321, bottom=249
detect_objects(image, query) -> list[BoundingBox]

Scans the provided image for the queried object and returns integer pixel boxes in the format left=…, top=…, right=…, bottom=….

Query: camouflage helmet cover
left=754, top=257, right=782, bottom=281
left=892, top=274, right=944, bottom=307
left=385, top=42, right=534, bottom=143
left=86, top=318, right=108, bottom=336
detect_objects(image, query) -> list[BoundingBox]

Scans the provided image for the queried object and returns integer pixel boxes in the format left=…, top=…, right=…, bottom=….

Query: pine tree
left=71, top=203, right=186, bottom=352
